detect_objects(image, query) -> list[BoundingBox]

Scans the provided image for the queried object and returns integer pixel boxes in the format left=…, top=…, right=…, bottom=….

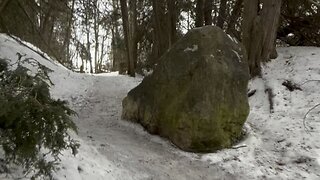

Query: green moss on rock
left=122, top=26, right=250, bottom=152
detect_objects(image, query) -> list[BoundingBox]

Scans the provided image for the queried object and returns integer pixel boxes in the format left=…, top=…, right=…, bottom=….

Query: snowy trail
left=70, top=74, right=235, bottom=180
left=2, top=34, right=320, bottom=179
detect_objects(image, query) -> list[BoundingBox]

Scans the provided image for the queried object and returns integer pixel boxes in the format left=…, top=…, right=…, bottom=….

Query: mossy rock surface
left=122, top=26, right=250, bottom=152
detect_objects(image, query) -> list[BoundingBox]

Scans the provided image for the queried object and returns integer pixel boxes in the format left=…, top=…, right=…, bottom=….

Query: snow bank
left=0, top=34, right=138, bottom=180
left=1, top=33, right=320, bottom=179
left=202, top=47, right=320, bottom=179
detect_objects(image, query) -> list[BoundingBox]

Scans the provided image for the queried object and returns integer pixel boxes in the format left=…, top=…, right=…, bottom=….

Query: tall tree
left=204, top=0, right=213, bottom=25
left=0, top=0, right=72, bottom=65
left=0, top=0, right=10, bottom=15
left=110, top=0, right=122, bottom=72
left=195, top=0, right=214, bottom=27
left=167, top=0, right=178, bottom=47
left=216, top=0, right=227, bottom=28
left=82, top=0, right=93, bottom=73
left=129, top=0, right=138, bottom=69
left=151, top=0, right=179, bottom=63
left=63, top=0, right=76, bottom=68
left=242, top=0, right=282, bottom=77
left=151, top=0, right=168, bottom=61
left=260, top=0, right=282, bottom=60
left=93, top=0, right=100, bottom=73
left=120, top=0, right=136, bottom=77
left=195, top=0, right=204, bottom=27
left=226, top=0, right=243, bottom=38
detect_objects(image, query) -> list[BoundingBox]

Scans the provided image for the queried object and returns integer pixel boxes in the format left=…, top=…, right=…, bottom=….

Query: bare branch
left=301, top=80, right=320, bottom=86
left=303, top=103, right=320, bottom=133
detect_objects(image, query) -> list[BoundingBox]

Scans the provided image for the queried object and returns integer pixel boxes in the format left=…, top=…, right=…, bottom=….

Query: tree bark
left=242, top=0, right=262, bottom=77
left=0, top=0, right=10, bottom=15
left=152, top=0, right=169, bottom=61
left=217, top=0, right=227, bottom=28
left=167, top=0, right=178, bottom=47
left=99, top=33, right=107, bottom=72
left=62, top=0, right=76, bottom=67
left=260, top=0, right=282, bottom=62
left=227, top=0, right=243, bottom=37
left=204, top=0, right=213, bottom=25
left=242, top=0, right=282, bottom=77
left=129, top=0, right=138, bottom=70
left=111, top=0, right=122, bottom=71
left=195, top=0, right=204, bottom=27
left=120, top=0, right=135, bottom=77
left=93, top=0, right=100, bottom=73
left=83, top=1, right=93, bottom=73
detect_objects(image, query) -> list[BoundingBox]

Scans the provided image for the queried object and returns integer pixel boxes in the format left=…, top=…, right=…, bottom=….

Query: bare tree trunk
left=62, top=0, right=76, bottom=67
left=80, top=40, right=85, bottom=73
left=129, top=0, right=138, bottom=69
left=111, top=0, right=121, bottom=71
left=260, top=0, right=282, bottom=62
left=213, top=0, right=218, bottom=24
left=187, top=9, right=191, bottom=30
left=94, top=0, right=100, bottom=73
left=217, top=0, right=227, bottom=28
left=242, top=0, right=262, bottom=77
left=204, top=0, right=213, bottom=25
left=39, top=1, right=58, bottom=48
left=99, top=33, right=106, bottom=72
left=120, top=0, right=135, bottom=77
left=111, top=28, right=116, bottom=70
left=150, top=0, right=179, bottom=64
left=40, top=8, right=53, bottom=48
left=87, top=31, right=93, bottom=73
left=195, top=0, right=204, bottom=27
left=167, top=0, right=178, bottom=47
left=84, top=1, right=93, bottom=73
left=152, top=0, right=169, bottom=61
left=0, top=0, right=10, bottom=15
left=227, top=0, right=243, bottom=37
left=242, top=0, right=282, bottom=77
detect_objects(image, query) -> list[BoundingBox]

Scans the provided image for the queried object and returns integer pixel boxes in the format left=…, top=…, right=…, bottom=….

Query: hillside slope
left=0, top=34, right=319, bottom=179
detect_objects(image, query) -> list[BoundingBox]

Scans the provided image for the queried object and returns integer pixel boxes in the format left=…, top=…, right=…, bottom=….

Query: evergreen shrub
left=0, top=57, right=79, bottom=179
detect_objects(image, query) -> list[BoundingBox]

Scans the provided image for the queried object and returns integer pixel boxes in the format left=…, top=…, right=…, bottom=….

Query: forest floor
left=1, top=34, right=320, bottom=180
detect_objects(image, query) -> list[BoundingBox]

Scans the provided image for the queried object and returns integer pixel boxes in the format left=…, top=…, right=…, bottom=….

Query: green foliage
left=0, top=57, right=79, bottom=179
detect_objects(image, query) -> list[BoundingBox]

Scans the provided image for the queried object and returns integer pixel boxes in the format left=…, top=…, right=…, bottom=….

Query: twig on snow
left=300, top=80, right=320, bottom=86
left=303, top=103, right=320, bottom=133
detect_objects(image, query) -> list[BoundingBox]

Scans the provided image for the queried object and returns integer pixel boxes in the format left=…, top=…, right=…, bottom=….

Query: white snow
left=1, top=34, right=320, bottom=180
left=232, top=49, right=242, bottom=62
left=142, top=68, right=153, bottom=76
left=227, top=34, right=239, bottom=44
left=184, top=45, right=198, bottom=52
left=288, top=33, right=295, bottom=37
left=202, top=47, right=320, bottom=179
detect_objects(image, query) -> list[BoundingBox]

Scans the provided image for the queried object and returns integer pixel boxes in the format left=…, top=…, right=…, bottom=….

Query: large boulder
left=122, top=26, right=249, bottom=152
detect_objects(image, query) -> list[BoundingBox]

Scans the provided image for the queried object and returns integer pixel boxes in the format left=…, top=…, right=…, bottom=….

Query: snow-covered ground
left=0, top=34, right=320, bottom=179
